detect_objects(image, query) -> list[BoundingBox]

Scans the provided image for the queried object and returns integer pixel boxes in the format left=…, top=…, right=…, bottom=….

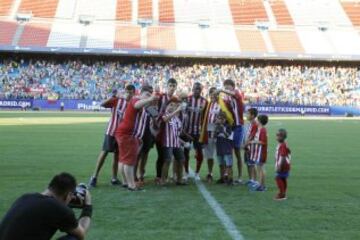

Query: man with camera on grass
left=0, top=172, right=92, bottom=240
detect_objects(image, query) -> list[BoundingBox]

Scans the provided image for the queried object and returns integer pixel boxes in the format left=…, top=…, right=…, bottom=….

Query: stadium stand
left=269, top=0, right=293, bottom=25
left=159, top=0, right=175, bottom=23
left=296, top=27, right=334, bottom=54
left=285, top=0, right=352, bottom=26
left=76, top=0, right=117, bottom=20
left=18, top=22, right=52, bottom=47
left=235, top=29, right=267, bottom=53
left=173, top=0, right=209, bottom=24
left=114, top=25, right=141, bottom=49
left=138, top=0, right=153, bottom=19
left=269, top=30, right=303, bottom=53
left=86, top=24, right=116, bottom=49
left=47, top=22, right=82, bottom=48
left=229, top=0, right=268, bottom=25
left=116, top=0, right=132, bottom=21
left=0, top=0, right=13, bottom=16
left=54, top=0, right=76, bottom=19
left=0, top=20, right=18, bottom=45
left=18, top=0, right=59, bottom=18
left=175, top=25, right=204, bottom=51
left=341, top=1, right=360, bottom=26
left=0, top=0, right=360, bottom=58
left=147, top=26, right=176, bottom=50
left=203, top=26, right=240, bottom=52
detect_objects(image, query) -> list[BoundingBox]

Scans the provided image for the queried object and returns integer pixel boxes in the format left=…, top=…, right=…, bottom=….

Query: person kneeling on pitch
left=0, top=172, right=92, bottom=240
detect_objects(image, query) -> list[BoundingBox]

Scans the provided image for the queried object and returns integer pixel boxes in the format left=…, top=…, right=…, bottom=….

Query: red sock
left=195, top=149, right=203, bottom=173
left=275, top=177, right=285, bottom=196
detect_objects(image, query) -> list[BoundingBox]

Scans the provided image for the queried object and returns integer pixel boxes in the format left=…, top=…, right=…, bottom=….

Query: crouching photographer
left=0, top=172, right=92, bottom=240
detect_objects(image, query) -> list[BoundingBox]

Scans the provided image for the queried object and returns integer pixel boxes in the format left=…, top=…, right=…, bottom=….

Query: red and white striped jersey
left=185, top=95, right=208, bottom=135
left=224, top=90, right=244, bottom=126
left=105, top=97, right=128, bottom=136
left=207, top=101, right=221, bottom=138
left=133, top=109, right=149, bottom=139
left=275, top=142, right=291, bottom=172
left=244, top=121, right=258, bottom=143
left=162, top=116, right=183, bottom=148
left=158, top=93, right=172, bottom=115
left=249, top=127, right=268, bottom=163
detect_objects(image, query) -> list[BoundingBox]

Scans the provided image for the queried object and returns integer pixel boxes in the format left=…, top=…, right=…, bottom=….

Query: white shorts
left=203, top=138, right=216, bottom=159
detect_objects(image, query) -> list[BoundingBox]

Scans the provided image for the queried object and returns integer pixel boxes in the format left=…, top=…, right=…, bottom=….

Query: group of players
left=88, top=78, right=291, bottom=200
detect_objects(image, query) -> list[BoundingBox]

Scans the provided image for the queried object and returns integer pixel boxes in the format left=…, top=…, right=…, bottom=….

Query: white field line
left=190, top=169, right=244, bottom=240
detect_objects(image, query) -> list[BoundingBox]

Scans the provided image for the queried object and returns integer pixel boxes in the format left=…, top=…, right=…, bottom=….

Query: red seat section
left=138, top=0, right=153, bottom=19
left=159, top=0, right=175, bottom=23
left=229, top=0, right=268, bottom=25
left=341, top=2, right=360, bottom=27
left=117, top=0, right=132, bottom=21
left=147, top=26, right=176, bottom=50
left=270, top=0, right=293, bottom=25
left=18, top=23, right=51, bottom=47
left=18, top=0, right=59, bottom=18
left=114, top=25, right=141, bottom=49
left=235, top=29, right=267, bottom=52
left=0, top=0, right=13, bottom=16
left=0, top=21, right=17, bottom=45
left=269, top=30, right=304, bottom=53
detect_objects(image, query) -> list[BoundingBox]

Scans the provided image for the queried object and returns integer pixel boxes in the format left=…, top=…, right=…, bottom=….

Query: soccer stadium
left=0, top=0, right=360, bottom=239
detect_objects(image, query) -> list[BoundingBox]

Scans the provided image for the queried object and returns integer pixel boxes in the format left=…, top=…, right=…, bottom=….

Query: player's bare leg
left=175, top=161, right=185, bottom=184
left=256, top=165, right=266, bottom=191
left=93, top=151, right=108, bottom=178
left=139, top=151, right=149, bottom=182
left=88, top=151, right=108, bottom=187
left=226, top=166, right=233, bottom=185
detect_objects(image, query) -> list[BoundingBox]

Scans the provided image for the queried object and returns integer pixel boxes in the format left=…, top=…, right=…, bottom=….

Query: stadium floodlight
left=79, top=15, right=95, bottom=25
left=198, top=20, right=210, bottom=29
left=256, top=21, right=269, bottom=30
left=16, top=13, right=32, bottom=22
left=138, top=19, right=153, bottom=27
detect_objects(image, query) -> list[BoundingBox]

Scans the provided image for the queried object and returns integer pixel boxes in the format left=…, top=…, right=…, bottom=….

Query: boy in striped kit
left=274, top=129, right=291, bottom=201
left=184, top=82, right=208, bottom=181
left=249, top=115, right=268, bottom=191
left=155, top=78, right=178, bottom=183
left=243, top=108, right=258, bottom=185
left=159, top=99, right=187, bottom=185
left=88, top=85, right=135, bottom=187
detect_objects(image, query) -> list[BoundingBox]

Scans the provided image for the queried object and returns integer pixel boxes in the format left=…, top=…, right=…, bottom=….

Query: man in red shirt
left=115, top=85, right=159, bottom=191
left=88, top=85, right=135, bottom=188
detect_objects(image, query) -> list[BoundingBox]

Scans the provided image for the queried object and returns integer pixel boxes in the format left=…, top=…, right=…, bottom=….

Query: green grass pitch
left=0, top=111, right=360, bottom=240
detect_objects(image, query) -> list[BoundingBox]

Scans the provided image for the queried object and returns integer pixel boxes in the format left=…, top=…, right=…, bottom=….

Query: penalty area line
left=190, top=169, right=244, bottom=240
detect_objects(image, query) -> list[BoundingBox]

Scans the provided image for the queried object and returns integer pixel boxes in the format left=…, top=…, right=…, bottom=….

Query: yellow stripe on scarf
left=219, top=93, right=234, bottom=126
